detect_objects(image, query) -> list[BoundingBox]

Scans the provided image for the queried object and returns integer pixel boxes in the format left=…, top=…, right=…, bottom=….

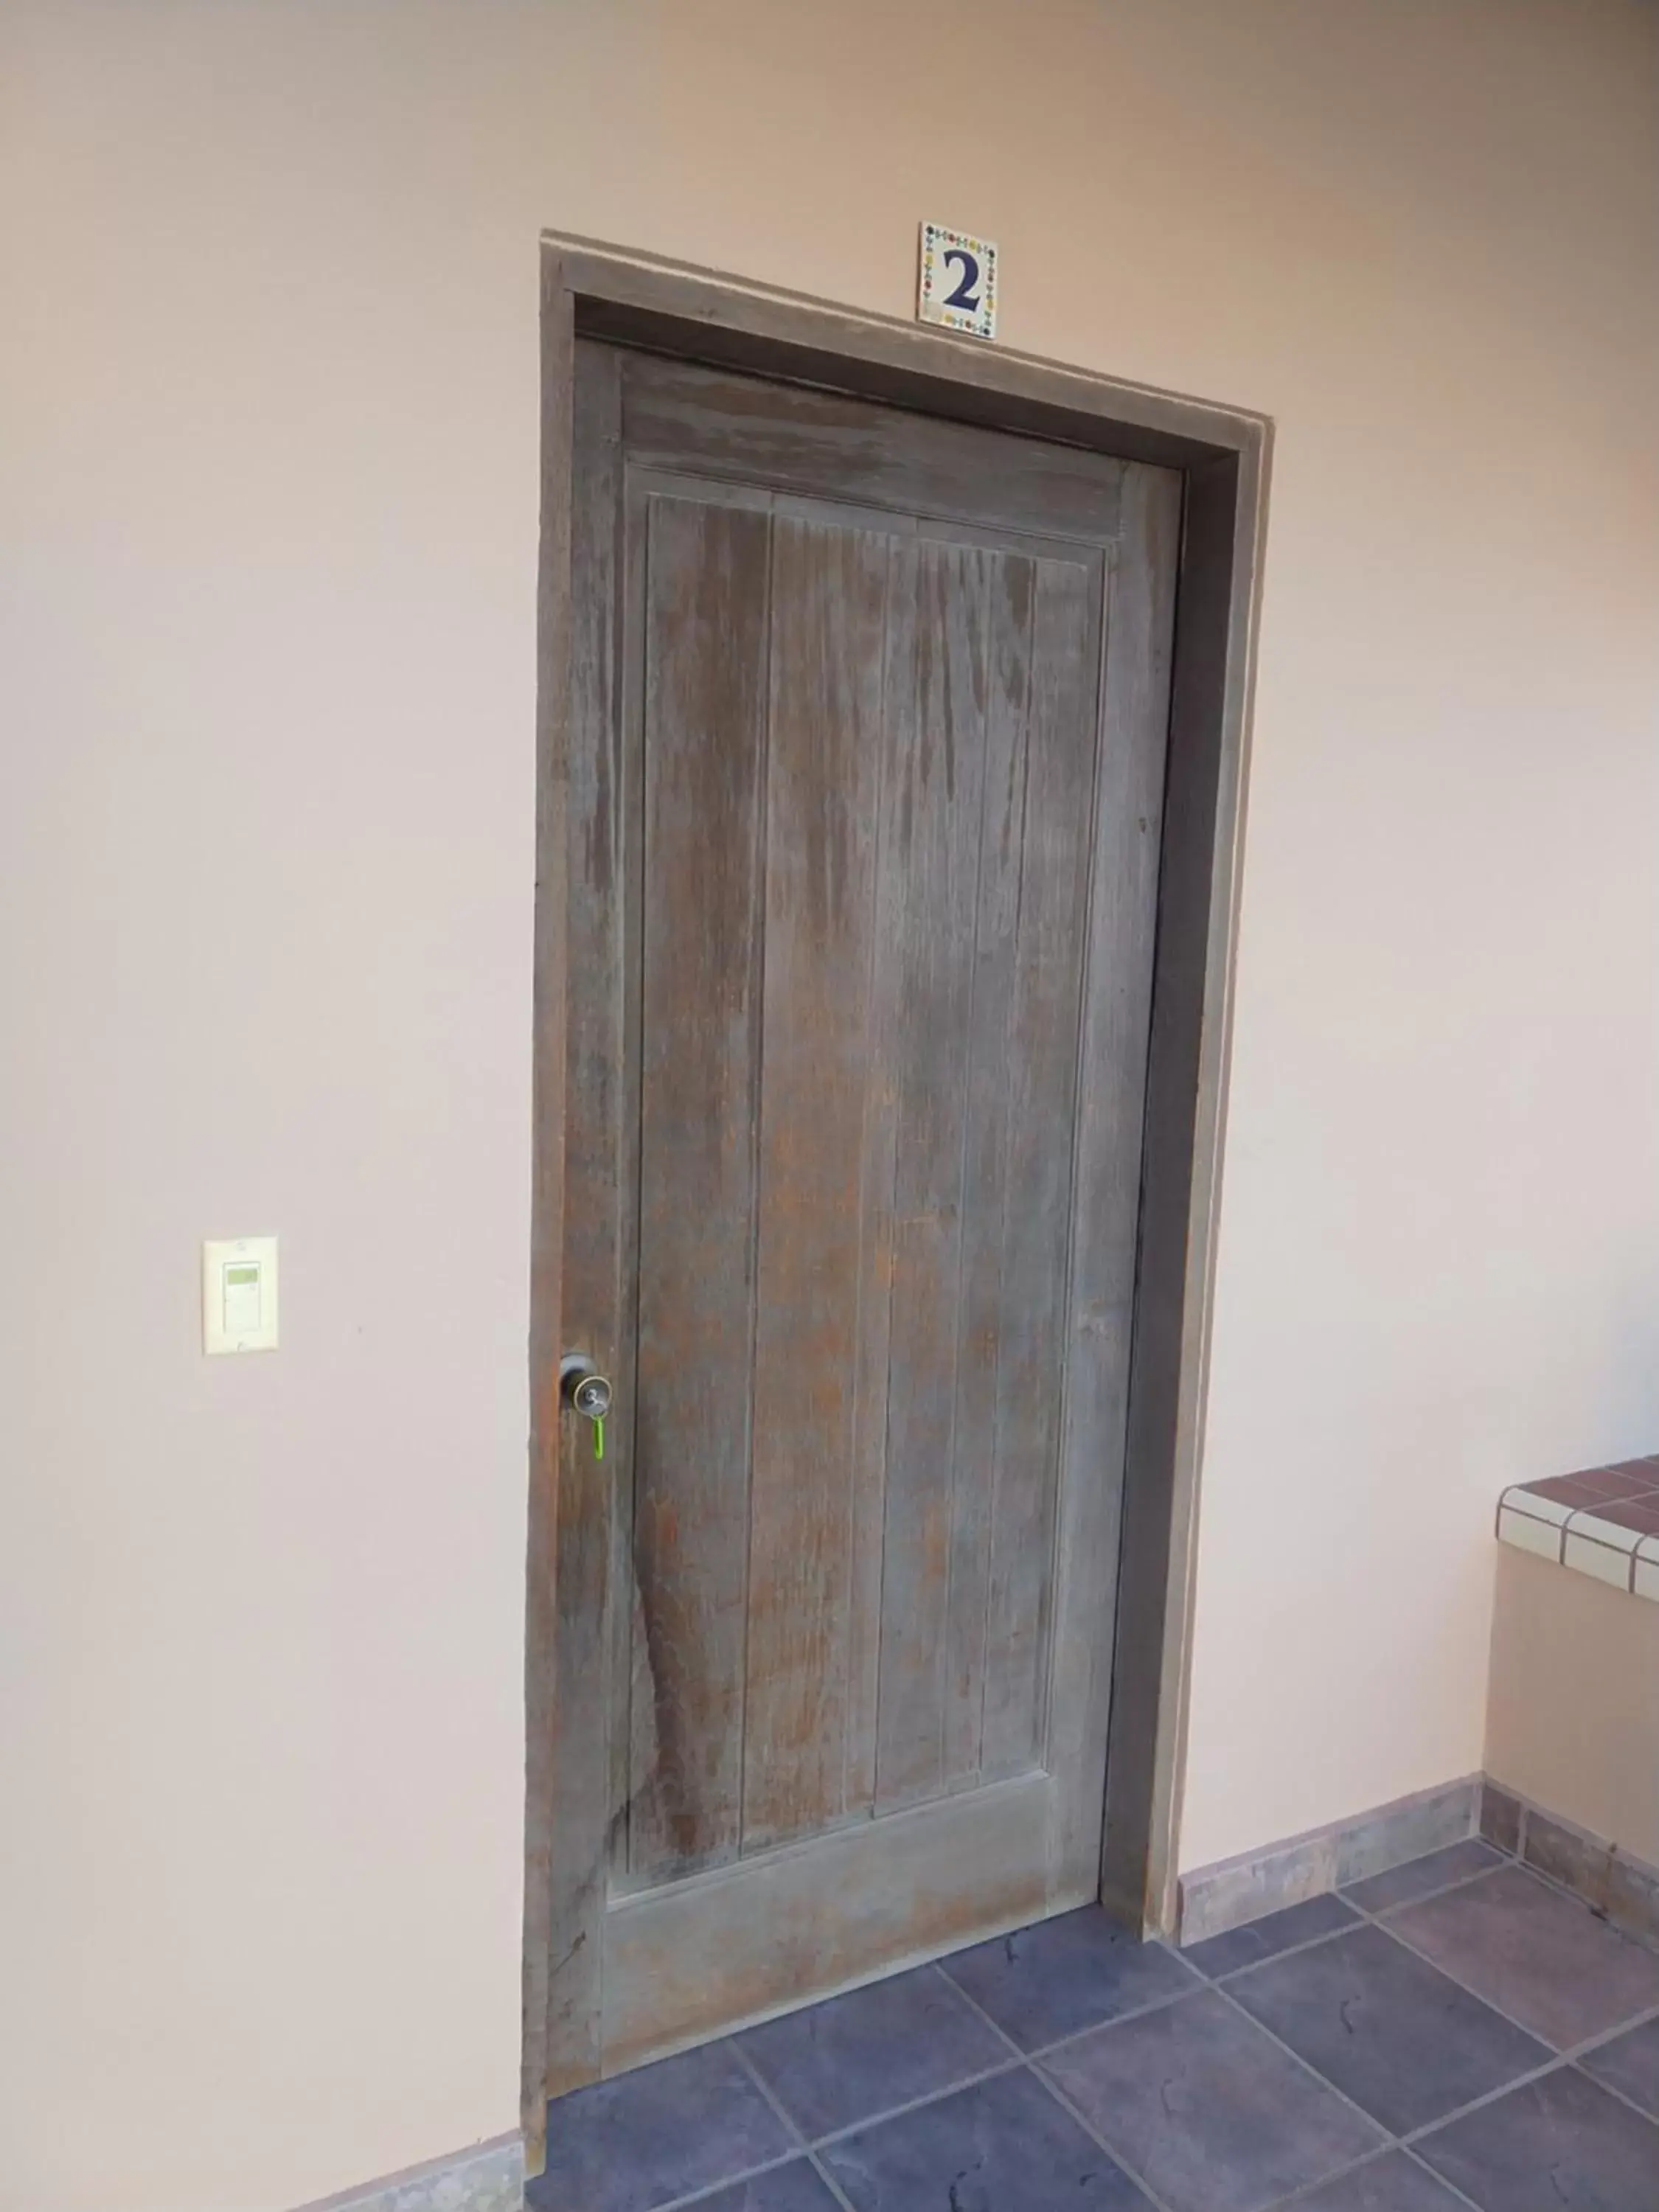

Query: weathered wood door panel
left=547, top=344, right=1179, bottom=2087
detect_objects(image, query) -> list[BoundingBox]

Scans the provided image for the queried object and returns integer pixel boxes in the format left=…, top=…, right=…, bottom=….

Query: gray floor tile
left=693, top=2163, right=844, bottom=2211
left=1580, top=2014, right=1659, bottom=2119
left=1341, top=1840, right=1505, bottom=1914
left=819, top=2066, right=1152, bottom=2210
left=1385, top=1863, right=1659, bottom=2048
left=1229, top=1924, right=1548, bottom=2136
left=1185, top=1893, right=1360, bottom=1980
left=1281, top=2150, right=1467, bottom=2208
left=1043, top=1986, right=1381, bottom=2212
left=737, top=1964, right=1009, bottom=2140
left=532, top=2042, right=794, bottom=2212
left=1414, top=2063, right=1659, bottom=2209
left=940, top=1905, right=1200, bottom=2051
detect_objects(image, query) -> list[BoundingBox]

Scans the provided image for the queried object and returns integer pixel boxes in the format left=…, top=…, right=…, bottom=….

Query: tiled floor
left=529, top=1838, right=1659, bottom=2212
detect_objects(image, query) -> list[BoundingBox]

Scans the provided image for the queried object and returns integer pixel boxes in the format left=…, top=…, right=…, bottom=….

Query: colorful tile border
left=1497, top=1456, right=1659, bottom=1601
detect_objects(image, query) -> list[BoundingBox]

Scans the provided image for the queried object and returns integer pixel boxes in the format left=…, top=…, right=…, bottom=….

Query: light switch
left=203, top=1236, right=279, bottom=1354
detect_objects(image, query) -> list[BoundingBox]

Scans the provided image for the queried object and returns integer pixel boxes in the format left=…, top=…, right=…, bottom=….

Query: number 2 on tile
left=942, top=249, right=981, bottom=312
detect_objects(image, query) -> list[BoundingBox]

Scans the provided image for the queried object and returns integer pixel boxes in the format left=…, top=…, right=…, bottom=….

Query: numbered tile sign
left=918, top=220, right=998, bottom=341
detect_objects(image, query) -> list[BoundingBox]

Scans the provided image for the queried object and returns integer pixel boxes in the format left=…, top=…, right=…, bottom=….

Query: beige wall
left=1487, top=1546, right=1659, bottom=1868
left=3, top=4, right=1658, bottom=2209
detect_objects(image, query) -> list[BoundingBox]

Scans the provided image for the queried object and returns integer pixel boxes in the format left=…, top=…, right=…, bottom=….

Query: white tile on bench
left=1498, top=1506, right=1564, bottom=1563
left=1563, top=1530, right=1636, bottom=1591
left=1567, top=1511, right=1645, bottom=1554
left=1498, top=1486, right=1575, bottom=1528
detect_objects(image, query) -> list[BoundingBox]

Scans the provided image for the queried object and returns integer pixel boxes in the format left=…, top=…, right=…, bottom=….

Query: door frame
left=524, top=229, right=1270, bottom=2171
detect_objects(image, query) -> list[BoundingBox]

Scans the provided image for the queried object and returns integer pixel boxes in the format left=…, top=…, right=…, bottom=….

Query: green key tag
left=593, top=1415, right=605, bottom=1462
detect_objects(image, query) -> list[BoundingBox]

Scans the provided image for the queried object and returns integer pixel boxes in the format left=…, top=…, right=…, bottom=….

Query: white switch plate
left=203, top=1236, right=279, bottom=1354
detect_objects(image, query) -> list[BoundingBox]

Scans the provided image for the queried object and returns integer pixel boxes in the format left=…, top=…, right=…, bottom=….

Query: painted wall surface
left=3, top=4, right=1657, bottom=2208
left=1486, top=1548, right=1659, bottom=1870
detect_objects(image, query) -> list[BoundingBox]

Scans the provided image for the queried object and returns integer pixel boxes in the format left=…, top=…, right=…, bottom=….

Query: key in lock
left=572, top=1373, right=612, bottom=1423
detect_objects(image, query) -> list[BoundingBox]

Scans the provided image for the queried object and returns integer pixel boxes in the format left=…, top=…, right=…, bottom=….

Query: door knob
left=572, top=1372, right=612, bottom=1422
left=560, top=1354, right=613, bottom=1458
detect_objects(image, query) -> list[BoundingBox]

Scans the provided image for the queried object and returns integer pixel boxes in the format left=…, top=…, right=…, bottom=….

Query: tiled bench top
left=1498, top=1457, right=1659, bottom=1601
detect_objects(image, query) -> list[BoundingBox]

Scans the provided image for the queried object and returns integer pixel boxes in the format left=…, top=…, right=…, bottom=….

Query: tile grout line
left=1198, top=1968, right=1531, bottom=2212
left=1394, top=2027, right=1659, bottom=2152
left=1566, top=1994, right=1659, bottom=2058
left=1392, top=2042, right=1652, bottom=2153
left=1189, top=1849, right=1514, bottom=1996
left=934, top=1947, right=1208, bottom=2069
left=1391, top=2143, right=1489, bottom=2212
left=933, top=1955, right=1188, bottom=2212
left=1559, top=2053, right=1659, bottom=2137
left=929, top=1956, right=1054, bottom=2066
left=1346, top=1862, right=1659, bottom=2076
left=1501, top=1836, right=1659, bottom=1964
left=726, top=2039, right=810, bottom=2151
left=1199, top=1917, right=1378, bottom=1987
left=800, top=2149, right=860, bottom=2212
left=1338, top=1851, right=1514, bottom=1919
left=803, top=2051, right=1027, bottom=2152
left=725, top=2041, right=861, bottom=2212
left=1202, top=1975, right=1402, bottom=2153
left=1221, top=1911, right=1531, bottom=2150
left=1026, top=2054, right=1189, bottom=2212
left=645, top=2143, right=815, bottom=2212
left=1194, top=1864, right=1515, bottom=1992
left=1256, top=2143, right=1485, bottom=2212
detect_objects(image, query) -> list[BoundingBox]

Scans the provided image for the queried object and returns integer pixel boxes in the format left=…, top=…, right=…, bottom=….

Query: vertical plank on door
left=941, top=550, right=1036, bottom=1792
left=1048, top=465, right=1181, bottom=1896
left=742, top=518, right=891, bottom=1853
left=545, top=344, right=623, bottom=2093
left=841, top=546, right=914, bottom=1818
left=979, top=554, right=1104, bottom=1781
left=874, top=539, right=990, bottom=1814
left=608, top=462, right=652, bottom=1894
left=630, top=493, right=771, bottom=1880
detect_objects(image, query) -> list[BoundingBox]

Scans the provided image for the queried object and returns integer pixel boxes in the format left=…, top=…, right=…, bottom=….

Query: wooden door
left=544, top=344, right=1180, bottom=2089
